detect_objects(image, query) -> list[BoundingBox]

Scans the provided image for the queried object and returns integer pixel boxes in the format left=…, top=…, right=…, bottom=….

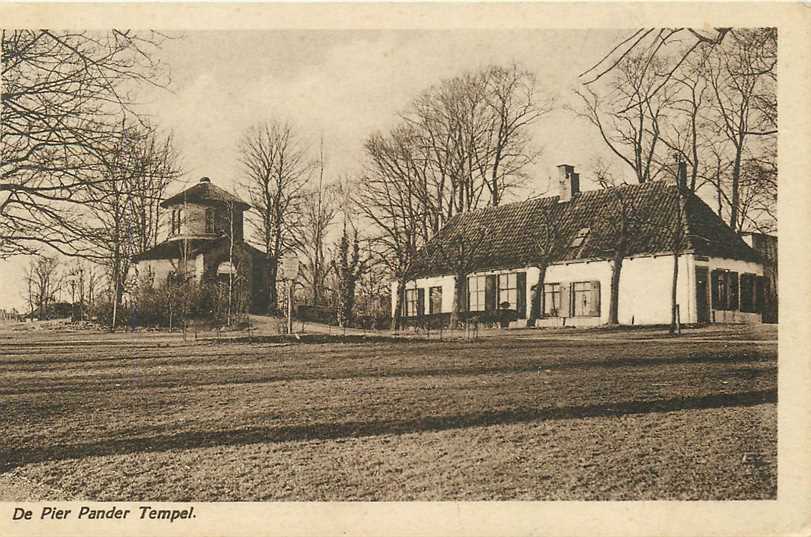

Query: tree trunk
left=111, top=259, right=119, bottom=331
left=391, top=278, right=406, bottom=331
left=730, top=151, right=742, bottom=233
left=531, top=263, right=548, bottom=321
left=267, top=257, right=278, bottom=314
left=449, top=272, right=466, bottom=328
left=670, top=252, right=679, bottom=334
left=111, top=289, right=118, bottom=330
left=608, top=253, right=624, bottom=325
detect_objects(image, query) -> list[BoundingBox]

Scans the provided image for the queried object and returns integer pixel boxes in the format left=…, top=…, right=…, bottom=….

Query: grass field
left=0, top=322, right=777, bottom=500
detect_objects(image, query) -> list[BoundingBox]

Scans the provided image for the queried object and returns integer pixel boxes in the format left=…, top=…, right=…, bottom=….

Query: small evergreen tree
left=333, top=223, right=365, bottom=328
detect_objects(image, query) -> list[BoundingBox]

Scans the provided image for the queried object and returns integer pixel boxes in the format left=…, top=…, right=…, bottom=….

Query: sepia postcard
left=0, top=2, right=809, bottom=537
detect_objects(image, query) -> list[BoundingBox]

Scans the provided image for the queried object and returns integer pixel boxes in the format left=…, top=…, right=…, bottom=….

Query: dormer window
left=570, top=227, right=590, bottom=248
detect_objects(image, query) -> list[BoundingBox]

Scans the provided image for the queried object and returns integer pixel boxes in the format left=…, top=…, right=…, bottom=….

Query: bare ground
left=0, top=322, right=777, bottom=500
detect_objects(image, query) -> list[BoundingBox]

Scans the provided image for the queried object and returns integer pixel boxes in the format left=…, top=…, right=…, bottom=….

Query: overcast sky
left=0, top=29, right=627, bottom=310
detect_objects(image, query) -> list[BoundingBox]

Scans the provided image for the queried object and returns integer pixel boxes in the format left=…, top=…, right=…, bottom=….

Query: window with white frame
left=498, top=273, right=518, bottom=310
left=467, top=275, right=486, bottom=311
left=429, top=286, right=443, bottom=314
left=572, top=281, right=594, bottom=317
left=543, top=283, right=561, bottom=317
left=404, top=288, right=418, bottom=317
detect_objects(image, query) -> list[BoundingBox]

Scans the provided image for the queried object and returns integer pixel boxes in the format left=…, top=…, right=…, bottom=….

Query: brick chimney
left=556, top=164, right=580, bottom=203
left=676, top=160, right=688, bottom=191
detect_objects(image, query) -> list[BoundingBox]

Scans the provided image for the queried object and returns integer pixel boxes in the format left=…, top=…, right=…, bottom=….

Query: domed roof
left=160, top=177, right=250, bottom=210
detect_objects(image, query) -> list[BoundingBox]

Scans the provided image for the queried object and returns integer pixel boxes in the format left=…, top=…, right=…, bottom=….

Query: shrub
left=295, top=304, right=338, bottom=325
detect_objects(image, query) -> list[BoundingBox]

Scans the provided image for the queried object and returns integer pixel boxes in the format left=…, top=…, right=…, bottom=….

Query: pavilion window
left=171, top=208, right=183, bottom=235
left=205, top=208, right=215, bottom=233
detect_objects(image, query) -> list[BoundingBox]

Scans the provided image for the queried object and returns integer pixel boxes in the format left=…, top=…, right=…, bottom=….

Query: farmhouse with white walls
left=132, top=177, right=269, bottom=313
left=394, top=164, right=775, bottom=326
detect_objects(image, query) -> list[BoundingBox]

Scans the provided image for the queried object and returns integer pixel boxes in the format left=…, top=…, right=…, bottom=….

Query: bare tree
left=1, top=30, right=170, bottom=259
left=578, top=28, right=732, bottom=104
left=705, top=29, right=777, bottom=232
left=579, top=28, right=776, bottom=233
left=357, top=131, right=425, bottom=330
left=80, top=121, right=180, bottom=328
left=738, top=148, right=777, bottom=233
left=479, top=65, right=552, bottom=206
left=64, top=259, right=95, bottom=321
left=298, top=140, right=339, bottom=306
left=126, top=129, right=181, bottom=254
left=355, top=243, right=391, bottom=321
left=239, top=120, right=311, bottom=313
left=574, top=52, right=674, bottom=184
left=653, top=45, right=715, bottom=192
left=24, top=255, right=61, bottom=319
left=403, top=64, right=550, bottom=222
left=84, top=123, right=138, bottom=328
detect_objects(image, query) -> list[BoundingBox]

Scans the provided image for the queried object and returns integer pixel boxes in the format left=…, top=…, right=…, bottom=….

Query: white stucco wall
left=535, top=255, right=694, bottom=326
left=617, top=255, right=693, bottom=325
left=392, top=253, right=764, bottom=326
left=391, top=275, right=456, bottom=316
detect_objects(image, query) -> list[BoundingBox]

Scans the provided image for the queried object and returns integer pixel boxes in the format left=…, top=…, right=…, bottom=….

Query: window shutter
left=402, top=288, right=411, bottom=317
left=755, top=276, right=766, bottom=314
left=417, top=288, right=425, bottom=317
left=740, top=274, right=753, bottom=313
left=710, top=270, right=720, bottom=309
left=728, top=271, right=739, bottom=310
left=559, top=282, right=571, bottom=318
left=589, top=280, right=601, bottom=317
left=485, top=275, right=498, bottom=312
left=516, top=272, right=527, bottom=318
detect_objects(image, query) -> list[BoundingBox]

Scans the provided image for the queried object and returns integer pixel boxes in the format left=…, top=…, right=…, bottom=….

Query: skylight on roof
left=570, top=227, right=590, bottom=248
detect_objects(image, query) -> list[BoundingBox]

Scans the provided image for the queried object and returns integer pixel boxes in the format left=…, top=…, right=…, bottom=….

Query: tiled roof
left=132, top=237, right=226, bottom=262
left=132, top=237, right=267, bottom=262
left=411, top=181, right=760, bottom=278
left=160, top=180, right=250, bottom=210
